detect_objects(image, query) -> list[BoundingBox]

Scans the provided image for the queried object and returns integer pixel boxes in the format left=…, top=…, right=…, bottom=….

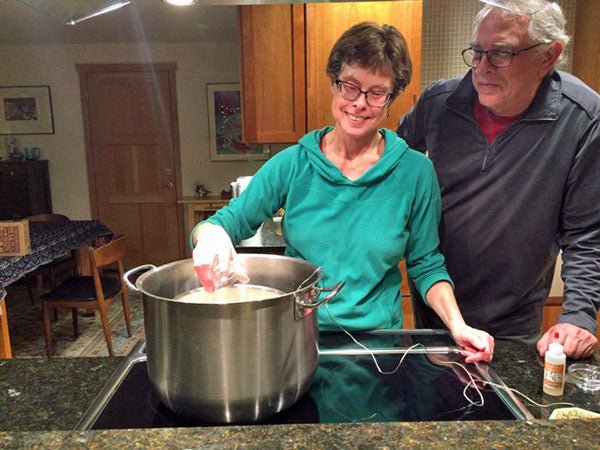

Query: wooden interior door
left=78, top=64, right=184, bottom=267
left=306, top=1, right=422, bottom=131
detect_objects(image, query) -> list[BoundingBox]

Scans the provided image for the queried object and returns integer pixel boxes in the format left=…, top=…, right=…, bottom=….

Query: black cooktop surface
left=81, top=331, right=529, bottom=430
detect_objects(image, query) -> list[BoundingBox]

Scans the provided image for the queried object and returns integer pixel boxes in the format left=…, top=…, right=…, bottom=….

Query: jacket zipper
left=481, top=144, right=491, bottom=172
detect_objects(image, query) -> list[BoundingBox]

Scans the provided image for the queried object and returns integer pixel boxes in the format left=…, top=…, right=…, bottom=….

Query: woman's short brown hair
left=326, top=22, right=412, bottom=101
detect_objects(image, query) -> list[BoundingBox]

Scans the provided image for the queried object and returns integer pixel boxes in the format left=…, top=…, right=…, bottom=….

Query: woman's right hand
left=192, top=223, right=248, bottom=293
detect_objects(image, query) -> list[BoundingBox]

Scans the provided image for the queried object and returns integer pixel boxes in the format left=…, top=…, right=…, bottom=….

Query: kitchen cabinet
left=0, top=160, right=52, bottom=220
left=0, top=298, right=11, bottom=358
left=572, top=0, right=600, bottom=93
left=399, top=260, right=414, bottom=328
left=239, top=1, right=422, bottom=144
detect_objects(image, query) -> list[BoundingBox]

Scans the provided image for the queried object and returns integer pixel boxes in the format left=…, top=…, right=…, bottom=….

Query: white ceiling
left=0, top=0, right=242, bottom=45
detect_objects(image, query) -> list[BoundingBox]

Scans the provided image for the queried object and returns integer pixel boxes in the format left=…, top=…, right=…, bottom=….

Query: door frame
left=76, top=63, right=185, bottom=259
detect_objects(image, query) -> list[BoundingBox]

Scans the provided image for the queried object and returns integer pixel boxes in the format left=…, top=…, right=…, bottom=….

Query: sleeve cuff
left=414, top=271, right=454, bottom=306
left=557, top=312, right=598, bottom=336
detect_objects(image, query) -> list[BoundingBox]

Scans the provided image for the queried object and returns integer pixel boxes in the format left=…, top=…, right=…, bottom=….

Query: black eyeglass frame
left=334, top=79, right=393, bottom=107
left=461, top=43, right=545, bottom=68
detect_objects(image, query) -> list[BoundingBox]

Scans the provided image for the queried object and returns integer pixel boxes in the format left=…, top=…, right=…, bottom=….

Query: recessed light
left=162, top=0, right=198, bottom=6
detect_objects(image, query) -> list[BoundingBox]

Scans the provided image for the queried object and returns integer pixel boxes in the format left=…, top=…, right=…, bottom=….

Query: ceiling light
left=66, top=0, right=132, bottom=26
left=162, top=0, right=198, bottom=6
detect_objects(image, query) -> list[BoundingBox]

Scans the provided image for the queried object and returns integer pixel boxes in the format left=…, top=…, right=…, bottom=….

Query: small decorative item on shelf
left=8, top=146, right=24, bottom=161
left=220, top=188, right=232, bottom=200
left=5, top=137, right=23, bottom=161
left=23, top=147, right=41, bottom=160
left=194, top=182, right=211, bottom=198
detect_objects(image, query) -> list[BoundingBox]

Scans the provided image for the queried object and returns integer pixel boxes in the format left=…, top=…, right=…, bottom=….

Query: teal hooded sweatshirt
left=204, top=127, right=452, bottom=331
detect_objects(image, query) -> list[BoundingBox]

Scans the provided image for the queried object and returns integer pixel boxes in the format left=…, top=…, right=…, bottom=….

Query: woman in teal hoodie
left=192, top=22, right=494, bottom=363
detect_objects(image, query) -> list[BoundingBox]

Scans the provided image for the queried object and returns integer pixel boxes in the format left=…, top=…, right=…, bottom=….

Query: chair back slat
left=91, top=235, right=126, bottom=269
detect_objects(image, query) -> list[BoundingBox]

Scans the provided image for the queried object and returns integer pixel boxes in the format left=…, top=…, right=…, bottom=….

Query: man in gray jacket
left=397, top=0, right=599, bottom=358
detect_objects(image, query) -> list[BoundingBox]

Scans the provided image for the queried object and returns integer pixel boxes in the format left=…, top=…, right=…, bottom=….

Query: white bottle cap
left=548, top=341, right=564, bottom=357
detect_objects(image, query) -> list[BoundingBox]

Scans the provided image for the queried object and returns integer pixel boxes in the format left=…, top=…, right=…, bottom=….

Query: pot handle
left=124, top=264, right=156, bottom=292
left=295, top=281, right=345, bottom=320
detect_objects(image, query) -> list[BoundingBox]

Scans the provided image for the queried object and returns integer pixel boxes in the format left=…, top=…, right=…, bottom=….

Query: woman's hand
left=425, top=281, right=494, bottom=363
left=448, top=322, right=495, bottom=364
left=192, top=223, right=248, bottom=293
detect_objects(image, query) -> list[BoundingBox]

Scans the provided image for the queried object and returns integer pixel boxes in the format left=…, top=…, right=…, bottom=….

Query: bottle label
left=543, top=362, right=565, bottom=388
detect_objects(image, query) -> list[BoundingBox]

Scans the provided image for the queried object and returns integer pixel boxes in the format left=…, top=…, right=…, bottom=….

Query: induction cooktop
left=76, top=330, right=532, bottom=430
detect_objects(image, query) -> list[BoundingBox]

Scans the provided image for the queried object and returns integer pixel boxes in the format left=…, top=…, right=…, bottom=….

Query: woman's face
left=331, top=64, right=393, bottom=141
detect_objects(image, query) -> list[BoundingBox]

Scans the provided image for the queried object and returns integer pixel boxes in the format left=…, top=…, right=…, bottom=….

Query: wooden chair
left=40, top=235, right=131, bottom=357
left=18, top=214, right=78, bottom=304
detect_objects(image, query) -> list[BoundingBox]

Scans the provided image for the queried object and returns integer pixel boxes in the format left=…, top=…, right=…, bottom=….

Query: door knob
left=165, top=182, right=174, bottom=189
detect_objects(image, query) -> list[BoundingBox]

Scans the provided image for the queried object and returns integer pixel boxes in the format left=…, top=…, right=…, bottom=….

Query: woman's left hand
left=449, top=323, right=495, bottom=363
left=425, top=282, right=494, bottom=363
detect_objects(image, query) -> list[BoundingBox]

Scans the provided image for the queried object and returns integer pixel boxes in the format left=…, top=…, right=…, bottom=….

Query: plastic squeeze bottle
left=543, top=332, right=566, bottom=396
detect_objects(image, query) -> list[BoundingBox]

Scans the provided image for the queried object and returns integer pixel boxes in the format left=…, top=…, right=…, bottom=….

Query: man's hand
left=537, top=323, right=598, bottom=359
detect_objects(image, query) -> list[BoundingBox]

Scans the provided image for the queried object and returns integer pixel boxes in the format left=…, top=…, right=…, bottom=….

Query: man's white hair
left=474, top=0, right=569, bottom=67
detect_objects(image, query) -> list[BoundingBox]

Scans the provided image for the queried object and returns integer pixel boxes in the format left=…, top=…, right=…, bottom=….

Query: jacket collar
left=446, top=70, right=561, bottom=121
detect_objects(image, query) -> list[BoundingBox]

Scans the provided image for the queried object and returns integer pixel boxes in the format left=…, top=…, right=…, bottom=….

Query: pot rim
left=128, top=254, right=323, bottom=305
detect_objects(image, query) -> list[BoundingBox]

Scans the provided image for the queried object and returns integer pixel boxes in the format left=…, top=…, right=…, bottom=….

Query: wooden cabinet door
left=239, top=2, right=422, bottom=144
left=306, top=1, right=422, bottom=131
left=572, top=0, right=600, bottom=93
left=0, top=161, right=51, bottom=220
left=239, top=4, right=306, bottom=143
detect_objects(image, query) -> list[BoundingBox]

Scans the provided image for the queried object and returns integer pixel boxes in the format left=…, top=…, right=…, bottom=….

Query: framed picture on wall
left=0, top=85, right=55, bottom=135
left=207, top=83, right=269, bottom=161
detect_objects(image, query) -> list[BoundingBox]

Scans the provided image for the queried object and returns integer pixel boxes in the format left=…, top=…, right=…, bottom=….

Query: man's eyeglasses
left=461, top=43, right=544, bottom=68
left=335, top=79, right=393, bottom=107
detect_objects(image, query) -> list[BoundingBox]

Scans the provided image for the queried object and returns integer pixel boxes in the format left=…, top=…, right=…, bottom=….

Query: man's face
left=471, top=9, right=550, bottom=117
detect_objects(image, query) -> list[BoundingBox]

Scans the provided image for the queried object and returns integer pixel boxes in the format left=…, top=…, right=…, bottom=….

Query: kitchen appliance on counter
left=76, top=330, right=533, bottom=430
left=231, top=176, right=253, bottom=198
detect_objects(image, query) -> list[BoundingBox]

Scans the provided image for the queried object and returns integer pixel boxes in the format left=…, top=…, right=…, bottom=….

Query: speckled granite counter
left=236, top=219, right=286, bottom=254
left=1, top=341, right=599, bottom=449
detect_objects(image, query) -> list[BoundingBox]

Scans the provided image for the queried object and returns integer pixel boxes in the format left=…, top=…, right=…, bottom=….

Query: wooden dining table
left=0, top=220, right=113, bottom=358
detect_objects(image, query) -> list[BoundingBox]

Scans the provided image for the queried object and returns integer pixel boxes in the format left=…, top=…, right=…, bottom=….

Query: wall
left=0, top=40, right=265, bottom=219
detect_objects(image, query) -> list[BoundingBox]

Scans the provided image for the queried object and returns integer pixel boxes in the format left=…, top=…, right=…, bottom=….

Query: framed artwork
left=207, top=83, right=269, bottom=161
left=0, top=85, right=55, bottom=135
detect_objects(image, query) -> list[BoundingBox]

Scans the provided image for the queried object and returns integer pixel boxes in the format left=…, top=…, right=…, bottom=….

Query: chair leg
left=26, top=286, right=36, bottom=305
left=71, top=308, right=79, bottom=338
left=97, top=302, right=114, bottom=356
left=121, top=289, right=132, bottom=337
left=36, top=272, right=44, bottom=294
left=42, top=302, right=53, bottom=358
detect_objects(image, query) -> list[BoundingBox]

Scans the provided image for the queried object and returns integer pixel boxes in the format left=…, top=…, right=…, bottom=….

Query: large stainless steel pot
left=125, top=254, right=343, bottom=423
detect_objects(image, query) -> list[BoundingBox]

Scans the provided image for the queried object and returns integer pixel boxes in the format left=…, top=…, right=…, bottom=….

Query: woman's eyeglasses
left=335, top=79, right=393, bottom=107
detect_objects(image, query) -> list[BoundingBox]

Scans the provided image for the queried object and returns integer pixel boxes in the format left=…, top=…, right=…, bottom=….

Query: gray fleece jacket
left=397, top=70, right=600, bottom=337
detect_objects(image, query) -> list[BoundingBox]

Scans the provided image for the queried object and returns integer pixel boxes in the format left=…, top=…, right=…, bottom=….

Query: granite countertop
left=236, top=218, right=286, bottom=253
left=1, top=341, right=599, bottom=448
